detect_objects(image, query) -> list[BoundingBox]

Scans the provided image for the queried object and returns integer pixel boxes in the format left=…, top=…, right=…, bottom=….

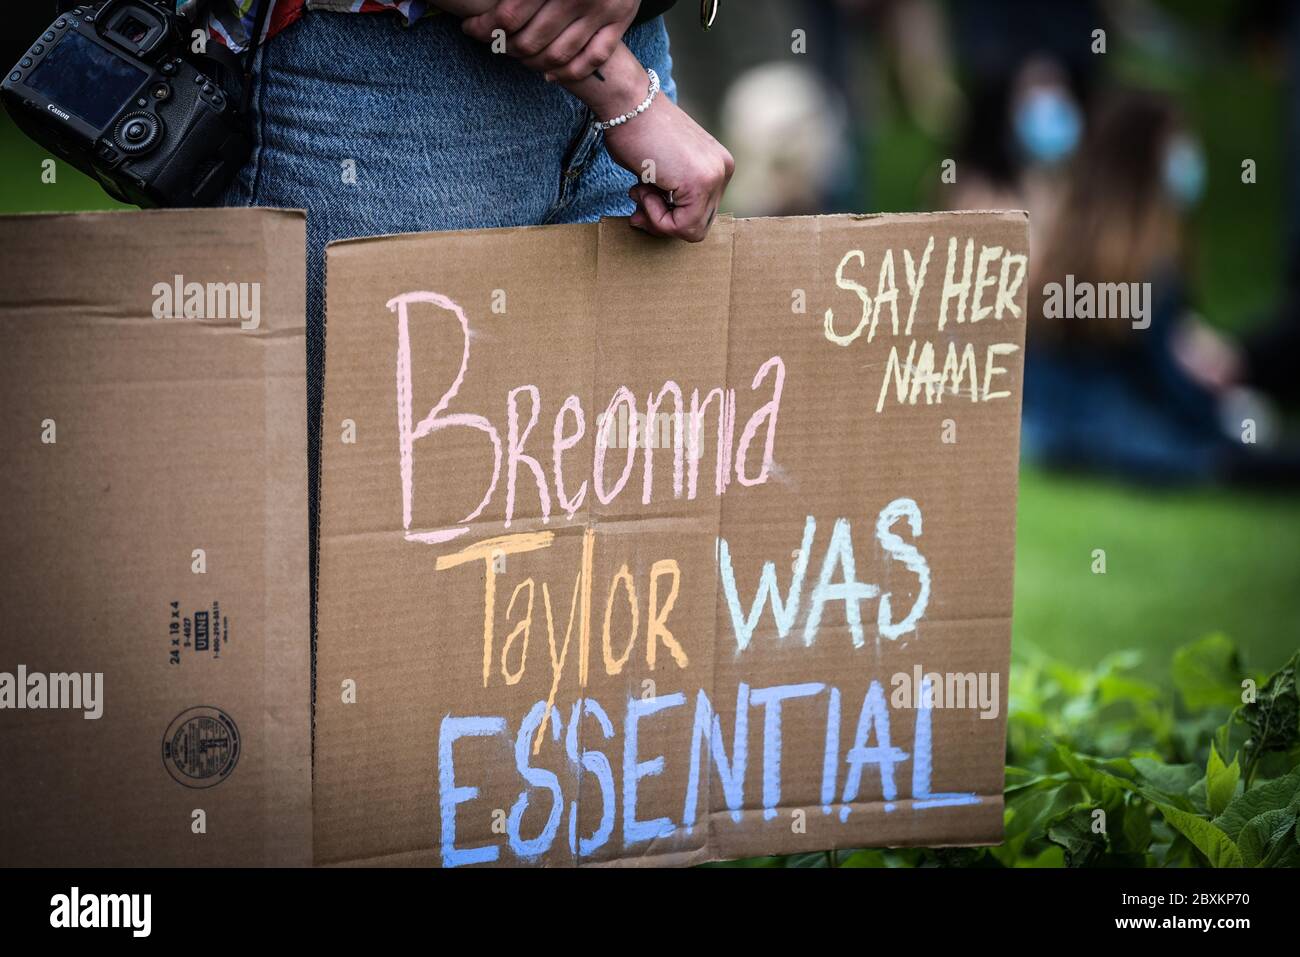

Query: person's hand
left=604, top=96, right=735, bottom=243
left=462, top=0, right=641, bottom=82
left=431, top=1, right=497, bottom=17
left=451, top=13, right=736, bottom=243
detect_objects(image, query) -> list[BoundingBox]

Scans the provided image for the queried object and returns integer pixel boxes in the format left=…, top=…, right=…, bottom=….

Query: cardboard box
left=0, top=208, right=311, bottom=866
left=314, top=212, right=1029, bottom=866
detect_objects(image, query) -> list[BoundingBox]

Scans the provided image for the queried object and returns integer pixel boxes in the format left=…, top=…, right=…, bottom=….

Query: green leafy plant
left=714, top=637, right=1300, bottom=868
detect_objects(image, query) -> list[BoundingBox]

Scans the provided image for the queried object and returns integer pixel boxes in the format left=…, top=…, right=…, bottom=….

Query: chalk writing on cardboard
left=362, top=227, right=1026, bottom=866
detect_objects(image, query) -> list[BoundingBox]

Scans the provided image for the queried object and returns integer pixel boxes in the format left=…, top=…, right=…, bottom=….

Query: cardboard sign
left=315, top=212, right=1029, bottom=867
left=0, top=209, right=311, bottom=866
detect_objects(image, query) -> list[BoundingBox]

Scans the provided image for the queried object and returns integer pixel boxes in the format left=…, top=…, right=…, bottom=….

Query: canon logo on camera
left=45, top=103, right=71, bottom=121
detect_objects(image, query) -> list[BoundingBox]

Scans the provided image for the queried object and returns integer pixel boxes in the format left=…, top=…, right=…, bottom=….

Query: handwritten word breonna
left=389, top=291, right=783, bottom=546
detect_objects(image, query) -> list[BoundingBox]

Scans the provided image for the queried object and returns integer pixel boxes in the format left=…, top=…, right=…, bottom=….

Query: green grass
left=0, top=116, right=129, bottom=214
left=1013, top=466, right=1300, bottom=679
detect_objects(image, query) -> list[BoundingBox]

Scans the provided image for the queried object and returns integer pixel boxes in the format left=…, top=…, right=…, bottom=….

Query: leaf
left=839, top=850, right=890, bottom=868
left=929, top=848, right=991, bottom=868
left=999, top=779, right=1072, bottom=863
left=1119, top=799, right=1154, bottom=855
left=1213, top=766, right=1300, bottom=841
left=1172, top=634, right=1245, bottom=711
left=1239, top=651, right=1299, bottom=761
left=1053, top=745, right=1135, bottom=809
left=1004, top=767, right=1070, bottom=796
left=1271, top=842, right=1300, bottom=868
left=1132, top=757, right=1202, bottom=807
left=1097, top=672, right=1161, bottom=706
left=1020, top=846, right=1066, bottom=868
left=1156, top=804, right=1243, bottom=868
left=1206, top=745, right=1241, bottom=817
left=1236, top=809, right=1296, bottom=867
left=1046, top=806, right=1108, bottom=868
left=785, top=852, right=830, bottom=868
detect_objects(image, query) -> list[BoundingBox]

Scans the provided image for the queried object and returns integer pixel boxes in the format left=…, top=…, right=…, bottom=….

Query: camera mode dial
left=113, top=111, right=163, bottom=155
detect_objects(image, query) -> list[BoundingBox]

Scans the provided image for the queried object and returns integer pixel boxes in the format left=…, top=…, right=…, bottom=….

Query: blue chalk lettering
left=803, top=518, right=879, bottom=648
left=623, top=692, right=685, bottom=846
left=718, top=516, right=815, bottom=652
left=439, top=714, right=507, bottom=868
left=682, top=683, right=750, bottom=833
left=911, top=676, right=979, bottom=810
left=821, top=686, right=841, bottom=814
left=839, top=681, right=907, bottom=822
left=507, top=700, right=565, bottom=861
left=751, top=682, right=824, bottom=820
left=565, top=697, right=617, bottom=858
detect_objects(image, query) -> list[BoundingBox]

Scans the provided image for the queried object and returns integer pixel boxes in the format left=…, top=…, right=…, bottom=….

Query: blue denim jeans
left=219, top=10, right=675, bottom=634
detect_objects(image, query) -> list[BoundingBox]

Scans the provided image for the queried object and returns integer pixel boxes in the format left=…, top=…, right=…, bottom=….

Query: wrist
left=562, top=44, right=648, bottom=118
left=593, top=68, right=659, bottom=132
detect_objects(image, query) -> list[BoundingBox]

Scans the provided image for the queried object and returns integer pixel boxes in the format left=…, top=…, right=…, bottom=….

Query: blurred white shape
left=720, top=61, right=850, bottom=217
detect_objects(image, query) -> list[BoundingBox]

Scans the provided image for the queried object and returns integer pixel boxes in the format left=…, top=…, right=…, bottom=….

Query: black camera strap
left=236, top=0, right=272, bottom=113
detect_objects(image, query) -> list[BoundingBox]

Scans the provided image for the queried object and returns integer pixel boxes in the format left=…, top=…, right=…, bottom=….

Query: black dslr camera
left=1, top=1, right=255, bottom=207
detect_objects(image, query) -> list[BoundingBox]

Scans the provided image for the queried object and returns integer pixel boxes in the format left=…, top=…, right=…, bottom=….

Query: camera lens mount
left=113, top=110, right=162, bottom=155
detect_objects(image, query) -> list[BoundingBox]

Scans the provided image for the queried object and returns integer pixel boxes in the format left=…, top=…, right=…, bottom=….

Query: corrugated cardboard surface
left=315, top=212, right=1028, bottom=867
left=0, top=208, right=311, bottom=866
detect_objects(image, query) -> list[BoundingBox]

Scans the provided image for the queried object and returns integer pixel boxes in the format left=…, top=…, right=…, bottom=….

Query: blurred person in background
left=668, top=0, right=874, bottom=215
left=945, top=0, right=1101, bottom=251
left=1023, top=92, right=1298, bottom=485
left=719, top=61, right=851, bottom=216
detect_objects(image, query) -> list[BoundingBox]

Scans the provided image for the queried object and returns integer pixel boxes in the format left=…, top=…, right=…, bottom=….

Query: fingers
left=627, top=184, right=670, bottom=236
left=462, top=0, right=545, bottom=42
left=629, top=184, right=716, bottom=243
left=507, top=3, right=580, bottom=59
left=465, top=2, right=629, bottom=78
left=546, top=22, right=624, bottom=82
left=520, top=19, right=593, bottom=75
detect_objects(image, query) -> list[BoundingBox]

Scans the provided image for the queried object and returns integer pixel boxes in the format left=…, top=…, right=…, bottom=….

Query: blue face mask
left=1013, top=88, right=1082, bottom=165
left=1164, top=135, right=1206, bottom=209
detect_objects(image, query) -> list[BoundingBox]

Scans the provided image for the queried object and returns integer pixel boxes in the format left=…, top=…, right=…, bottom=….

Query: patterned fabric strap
left=177, top=1, right=434, bottom=53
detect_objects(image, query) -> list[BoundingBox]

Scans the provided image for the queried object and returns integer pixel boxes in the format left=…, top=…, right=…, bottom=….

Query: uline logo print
left=161, top=705, right=240, bottom=788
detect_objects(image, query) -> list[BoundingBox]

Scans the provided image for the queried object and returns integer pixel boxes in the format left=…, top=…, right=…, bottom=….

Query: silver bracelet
left=593, top=68, right=660, bottom=132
